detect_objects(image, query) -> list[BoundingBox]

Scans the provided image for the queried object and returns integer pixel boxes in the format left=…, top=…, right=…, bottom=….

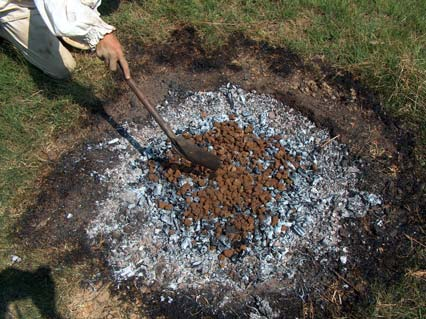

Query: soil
left=15, top=26, right=425, bottom=318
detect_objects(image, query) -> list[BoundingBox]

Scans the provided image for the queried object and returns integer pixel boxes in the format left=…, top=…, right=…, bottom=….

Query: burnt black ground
left=14, top=27, right=426, bottom=318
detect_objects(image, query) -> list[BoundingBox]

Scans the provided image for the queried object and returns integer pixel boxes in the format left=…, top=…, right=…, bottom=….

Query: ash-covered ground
left=86, top=84, right=383, bottom=315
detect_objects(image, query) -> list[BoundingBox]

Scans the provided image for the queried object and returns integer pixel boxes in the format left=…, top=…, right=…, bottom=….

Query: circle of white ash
left=86, top=84, right=382, bottom=293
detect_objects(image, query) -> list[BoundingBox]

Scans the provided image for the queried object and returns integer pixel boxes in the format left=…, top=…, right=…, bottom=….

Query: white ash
left=86, top=84, right=382, bottom=295
left=11, top=255, right=22, bottom=264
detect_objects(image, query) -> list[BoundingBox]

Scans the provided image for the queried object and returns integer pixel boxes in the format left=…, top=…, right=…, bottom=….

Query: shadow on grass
left=0, top=266, right=62, bottom=319
left=98, top=0, right=121, bottom=16
left=27, top=66, right=146, bottom=155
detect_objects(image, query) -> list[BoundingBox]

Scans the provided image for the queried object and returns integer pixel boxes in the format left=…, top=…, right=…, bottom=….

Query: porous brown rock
left=158, top=120, right=296, bottom=255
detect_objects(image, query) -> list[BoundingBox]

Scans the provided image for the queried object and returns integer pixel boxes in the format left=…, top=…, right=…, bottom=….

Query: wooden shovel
left=126, top=78, right=221, bottom=170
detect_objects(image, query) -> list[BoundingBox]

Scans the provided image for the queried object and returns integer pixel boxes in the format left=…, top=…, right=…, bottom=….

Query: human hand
left=96, top=32, right=131, bottom=79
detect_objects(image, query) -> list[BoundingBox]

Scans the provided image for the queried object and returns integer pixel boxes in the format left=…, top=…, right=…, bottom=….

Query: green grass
left=0, top=47, right=81, bottom=208
left=1, top=0, right=425, bottom=317
left=371, top=245, right=426, bottom=319
left=372, top=275, right=426, bottom=319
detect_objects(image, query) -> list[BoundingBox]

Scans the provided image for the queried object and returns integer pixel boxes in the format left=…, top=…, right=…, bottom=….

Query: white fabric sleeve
left=33, top=0, right=115, bottom=49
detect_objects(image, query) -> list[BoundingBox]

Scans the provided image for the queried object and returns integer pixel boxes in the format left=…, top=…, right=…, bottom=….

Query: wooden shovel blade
left=172, top=135, right=221, bottom=170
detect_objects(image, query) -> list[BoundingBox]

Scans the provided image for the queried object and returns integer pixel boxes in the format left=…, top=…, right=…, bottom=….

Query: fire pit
left=87, top=84, right=382, bottom=314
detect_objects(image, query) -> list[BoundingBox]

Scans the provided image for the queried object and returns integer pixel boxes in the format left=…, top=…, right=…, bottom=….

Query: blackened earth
left=17, top=27, right=425, bottom=318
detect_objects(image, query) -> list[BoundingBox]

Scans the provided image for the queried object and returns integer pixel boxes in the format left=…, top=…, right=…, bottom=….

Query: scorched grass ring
left=87, top=84, right=383, bottom=314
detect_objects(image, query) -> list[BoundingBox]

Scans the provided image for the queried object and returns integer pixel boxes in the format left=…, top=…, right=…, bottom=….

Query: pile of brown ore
left=151, top=119, right=304, bottom=261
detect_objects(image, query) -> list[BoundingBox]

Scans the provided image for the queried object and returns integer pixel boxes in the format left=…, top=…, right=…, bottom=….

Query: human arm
left=33, top=0, right=130, bottom=78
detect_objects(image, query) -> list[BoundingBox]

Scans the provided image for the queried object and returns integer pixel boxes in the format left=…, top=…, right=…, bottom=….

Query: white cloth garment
left=0, top=0, right=115, bottom=48
left=0, top=5, right=77, bottom=79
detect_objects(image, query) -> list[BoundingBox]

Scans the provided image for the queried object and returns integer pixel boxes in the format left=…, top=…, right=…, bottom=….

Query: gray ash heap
left=153, top=119, right=299, bottom=261
left=87, top=84, right=382, bottom=296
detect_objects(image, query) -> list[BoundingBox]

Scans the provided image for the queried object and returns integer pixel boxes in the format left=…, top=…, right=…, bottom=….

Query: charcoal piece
left=291, top=224, right=305, bottom=237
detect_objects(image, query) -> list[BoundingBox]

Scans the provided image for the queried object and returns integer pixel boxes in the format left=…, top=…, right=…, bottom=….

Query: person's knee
left=44, top=53, right=76, bottom=80
left=53, top=61, right=76, bottom=79
left=0, top=7, right=79, bottom=80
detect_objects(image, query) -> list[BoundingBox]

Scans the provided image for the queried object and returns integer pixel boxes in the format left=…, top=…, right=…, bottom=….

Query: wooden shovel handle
left=126, top=78, right=177, bottom=140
